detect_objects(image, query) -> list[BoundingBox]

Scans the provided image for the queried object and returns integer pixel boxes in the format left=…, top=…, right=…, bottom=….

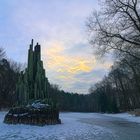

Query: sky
left=0, top=0, right=113, bottom=94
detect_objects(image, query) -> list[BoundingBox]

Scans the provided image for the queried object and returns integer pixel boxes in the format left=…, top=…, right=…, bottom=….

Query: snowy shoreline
left=61, top=112, right=140, bottom=124
left=1, top=111, right=140, bottom=123
left=104, top=112, right=140, bottom=123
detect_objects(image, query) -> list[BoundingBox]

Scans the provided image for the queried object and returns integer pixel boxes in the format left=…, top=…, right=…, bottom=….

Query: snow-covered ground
left=0, top=112, right=140, bottom=140
left=104, top=113, right=140, bottom=123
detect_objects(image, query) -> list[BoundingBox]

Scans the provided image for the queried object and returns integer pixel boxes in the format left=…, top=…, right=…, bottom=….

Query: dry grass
left=129, top=109, right=140, bottom=116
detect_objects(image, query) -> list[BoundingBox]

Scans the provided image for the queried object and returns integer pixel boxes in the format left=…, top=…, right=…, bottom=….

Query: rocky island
left=4, top=40, right=61, bottom=126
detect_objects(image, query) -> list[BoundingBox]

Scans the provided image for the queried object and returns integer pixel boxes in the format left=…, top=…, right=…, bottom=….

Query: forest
left=0, top=0, right=140, bottom=113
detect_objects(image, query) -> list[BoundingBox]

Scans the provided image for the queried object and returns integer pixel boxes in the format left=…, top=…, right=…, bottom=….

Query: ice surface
left=0, top=112, right=140, bottom=140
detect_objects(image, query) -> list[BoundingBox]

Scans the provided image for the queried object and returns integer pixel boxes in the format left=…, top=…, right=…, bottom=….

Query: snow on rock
left=104, top=113, right=140, bottom=123
left=31, top=102, right=50, bottom=109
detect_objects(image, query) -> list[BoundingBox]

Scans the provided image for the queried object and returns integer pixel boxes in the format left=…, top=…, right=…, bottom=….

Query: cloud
left=41, top=40, right=112, bottom=94
left=0, top=0, right=113, bottom=94
left=42, top=41, right=94, bottom=74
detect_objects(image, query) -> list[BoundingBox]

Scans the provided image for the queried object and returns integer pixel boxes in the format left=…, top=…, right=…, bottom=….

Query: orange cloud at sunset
left=42, top=41, right=94, bottom=75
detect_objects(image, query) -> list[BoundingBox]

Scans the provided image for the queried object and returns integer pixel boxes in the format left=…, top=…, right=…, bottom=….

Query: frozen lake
left=0, top=112, right=140, bottom=140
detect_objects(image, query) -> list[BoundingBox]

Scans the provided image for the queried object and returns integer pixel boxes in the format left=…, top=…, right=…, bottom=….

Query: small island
left=4, top=40, right=61, bottom=126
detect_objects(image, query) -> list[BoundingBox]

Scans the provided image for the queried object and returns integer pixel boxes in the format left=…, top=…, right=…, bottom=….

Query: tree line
left=0, top=48, right=21, bottom=108
left=87, top=0, right=140, bottom=113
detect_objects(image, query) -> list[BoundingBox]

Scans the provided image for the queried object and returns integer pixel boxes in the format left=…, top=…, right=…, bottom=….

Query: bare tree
left=9, top=60, right=24, bottom=73
left=0, top=48, right=5, bottom=60
left=87, top=0, right=140, bottom=60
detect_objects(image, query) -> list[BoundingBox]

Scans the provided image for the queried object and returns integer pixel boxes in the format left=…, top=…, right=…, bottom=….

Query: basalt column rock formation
left=16, top=39, right=49, bottom=104
left=4, top=40, right=61, bottom=126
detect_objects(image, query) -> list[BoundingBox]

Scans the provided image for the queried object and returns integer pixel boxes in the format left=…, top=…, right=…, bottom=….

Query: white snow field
left=0, top=112, right=140, bottom=140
